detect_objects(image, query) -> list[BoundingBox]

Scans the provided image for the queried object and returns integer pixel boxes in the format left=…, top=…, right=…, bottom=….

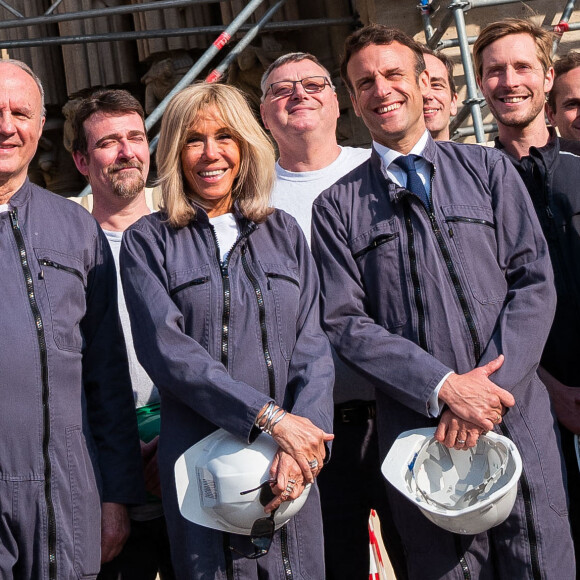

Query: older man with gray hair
left=0, top=59, right=144, bottom=578
left=260, top=52, right=407, bottom=580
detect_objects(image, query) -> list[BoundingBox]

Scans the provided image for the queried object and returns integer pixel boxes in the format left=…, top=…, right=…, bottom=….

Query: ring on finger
left=308, top=458, right=319, bottom=470
left=288, top=478, right=296, bottom=484
left=457, top=439, right=466, bottom=444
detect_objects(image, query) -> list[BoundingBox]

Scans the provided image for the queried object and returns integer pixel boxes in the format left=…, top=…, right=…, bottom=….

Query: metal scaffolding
left=419, top=0, right=579, bottom=142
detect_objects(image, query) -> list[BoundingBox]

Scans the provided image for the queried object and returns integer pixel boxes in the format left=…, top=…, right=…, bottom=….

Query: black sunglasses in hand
left=230, top=480, right=278, bottom=559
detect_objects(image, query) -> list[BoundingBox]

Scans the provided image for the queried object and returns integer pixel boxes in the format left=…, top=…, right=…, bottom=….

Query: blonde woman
left=120, top=82, right=334, bottom=579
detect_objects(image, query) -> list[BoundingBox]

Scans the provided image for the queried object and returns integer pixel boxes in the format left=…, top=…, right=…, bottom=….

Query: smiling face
left=346, top=42, right=429, bottom=153
left=423, top=53, right=458, bottom=141
left=478, top=33, right=554, bottom=131
left=73, top=111, right=149, bottom=201
left=546, top=66, right=580, bottom=141
left=180, top=107, right=241, bottom=217
left=260, top=59, right=339, bottom=141
left=0, top=63, right=45, bottom=197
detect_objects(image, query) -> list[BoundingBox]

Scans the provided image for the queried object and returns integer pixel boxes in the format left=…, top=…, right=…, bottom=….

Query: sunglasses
left=230, top=480, right=278, bottom=559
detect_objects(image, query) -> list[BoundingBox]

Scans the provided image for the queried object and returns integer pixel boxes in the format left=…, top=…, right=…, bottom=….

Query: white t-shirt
left=104, top=230, right=160, bottom=410
left=209, top=213, right=240, bottom=263
left=271, top=146, right=373, bottom=404
left=271, top=146, right=370, bottom=246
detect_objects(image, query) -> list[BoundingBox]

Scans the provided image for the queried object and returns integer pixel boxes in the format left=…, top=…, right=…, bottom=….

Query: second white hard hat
left=382, top=427, right=522, bottom=535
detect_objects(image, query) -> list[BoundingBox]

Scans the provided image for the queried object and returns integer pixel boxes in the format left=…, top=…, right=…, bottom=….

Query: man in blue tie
left=311, top=24, right=574, bottom=580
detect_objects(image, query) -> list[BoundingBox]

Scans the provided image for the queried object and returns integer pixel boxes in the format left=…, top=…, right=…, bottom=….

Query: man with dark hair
left=260, top=53, right=409, bottom=580
left=70, top=88, right=173, bottom=580
left=421, top=46, right=458, bottom=140
left=312, top=23, right=574, bottom=579
left=475, top=18, right=580, bottom=567
left=546, top=51, right=580, bottom=141
left=0, top=61, right=144, bottom=577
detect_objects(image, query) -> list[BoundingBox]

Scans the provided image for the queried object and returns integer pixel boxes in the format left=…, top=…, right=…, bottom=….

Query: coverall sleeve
left=283, top=218, right=334, bottom=435
left=312, top=197, right=452, bottom=416
left=120, top=223, right=273, bottom=443
left=477, top=154, right=556, bottom=392
left=81, top=227, right=145, bottom=505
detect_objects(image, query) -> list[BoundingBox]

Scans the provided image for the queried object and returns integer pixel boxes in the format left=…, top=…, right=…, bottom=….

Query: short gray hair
left=260, top=52, right=335, bottom=101
left=0, top=59, right=46, bottom=117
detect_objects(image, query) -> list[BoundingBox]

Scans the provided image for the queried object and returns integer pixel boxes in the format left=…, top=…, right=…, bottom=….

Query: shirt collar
left=373, top=130, right=430, bottom=170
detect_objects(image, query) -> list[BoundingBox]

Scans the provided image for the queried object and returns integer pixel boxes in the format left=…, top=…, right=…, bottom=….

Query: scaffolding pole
left=0, top=17, right=354, bottom=49
left=0, top=0, right=223, bottom=29
left=553, top=0, right=578, bottom=53
left=450, top=0, right=486, bottom=142
left=205, top=0, right=285, bottom=83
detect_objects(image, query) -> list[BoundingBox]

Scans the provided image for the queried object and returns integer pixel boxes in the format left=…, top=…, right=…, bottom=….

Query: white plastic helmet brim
left=175, top=428, right=310, bottom=535
left=381, top=427, right=522, bottom=535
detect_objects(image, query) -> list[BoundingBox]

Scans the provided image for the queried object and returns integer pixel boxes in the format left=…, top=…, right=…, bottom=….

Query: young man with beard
left=475, top=19, right=580, bottom=568
left=312, top=23, right=574, bottom=579
left=71, top=89, right=173, bottom=580
left=260, top=52, right=408, bottom=580
left=421, top=47, right=458, bottom=141
left=546, top=51, right=580, bottom=141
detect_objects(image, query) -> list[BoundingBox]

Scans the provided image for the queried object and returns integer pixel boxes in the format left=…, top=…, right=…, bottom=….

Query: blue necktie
left=393, top=154, right=429, bottom=209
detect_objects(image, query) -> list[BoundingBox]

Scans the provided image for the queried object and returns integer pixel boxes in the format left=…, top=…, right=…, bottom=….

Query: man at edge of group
left=0, top=60, right=144, bottom=578
left=421, top=46, right=458, bottom=141
left=474, top=18, right=580, bottom=571
left=546, top=50, right=580, bottom=141
left=260, top=52, right=409, bottom=580
left=312, top=24, right=574, bottom=579
left=70, top=88, right=174, bottom=580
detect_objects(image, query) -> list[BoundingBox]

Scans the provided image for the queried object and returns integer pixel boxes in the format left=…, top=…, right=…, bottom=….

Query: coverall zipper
left=10, top=209, right=58, bottom=580
left=403, top=171, right=476, bottom=578
left=445, top=216, right=495, bottom=239
left=403, top=203, right=428, bottom=351
left=38, top=258, right=85, bottom=285
left=352, top=232, right=400, bottom=259
left=241, top=244, right=293, bottom=579
left=169, top=275, right=209, bottom=297
left=210, top=223, right=292, bottom=578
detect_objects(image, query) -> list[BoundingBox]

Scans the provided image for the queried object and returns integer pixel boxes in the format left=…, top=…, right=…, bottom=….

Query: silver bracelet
left=255, top=402, right=286, bottom=435
left=255, top=401, right=275, bottom=430
left=262, top=408, right=286, bottom=435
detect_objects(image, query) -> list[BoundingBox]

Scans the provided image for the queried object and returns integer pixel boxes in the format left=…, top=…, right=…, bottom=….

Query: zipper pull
left=546, top=206, right=554, bottom=219
left=448, top=227, right=454, bottom=238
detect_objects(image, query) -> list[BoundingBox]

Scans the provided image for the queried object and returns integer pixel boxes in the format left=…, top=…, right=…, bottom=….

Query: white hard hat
left=175, top=428, right=311, bottom=535
left=382, top=427, right=522, bottom=535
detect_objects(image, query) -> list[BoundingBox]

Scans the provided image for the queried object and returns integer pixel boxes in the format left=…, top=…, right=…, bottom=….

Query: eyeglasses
left=230, top=480, right=277, bottom=559
left=265, top=76, right=332, bottom=99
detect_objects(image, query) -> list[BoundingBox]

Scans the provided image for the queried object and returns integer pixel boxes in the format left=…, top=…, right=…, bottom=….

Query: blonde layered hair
left=157, top=83, right=275, bottom=228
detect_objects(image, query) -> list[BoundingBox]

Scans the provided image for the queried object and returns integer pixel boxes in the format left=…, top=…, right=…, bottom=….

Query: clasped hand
left=436, top=354, right=514, bottom=448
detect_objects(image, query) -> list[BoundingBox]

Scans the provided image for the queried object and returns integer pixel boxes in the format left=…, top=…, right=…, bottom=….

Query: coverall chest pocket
left=169, top=264, right=211, bottom=348
left=260, top=262, right=300, bottom=361
left=35, top=248, right=86, bottom=352
left=441, top=205, right=506, bottom=305
left=350, top=221, right=408, bottom=330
